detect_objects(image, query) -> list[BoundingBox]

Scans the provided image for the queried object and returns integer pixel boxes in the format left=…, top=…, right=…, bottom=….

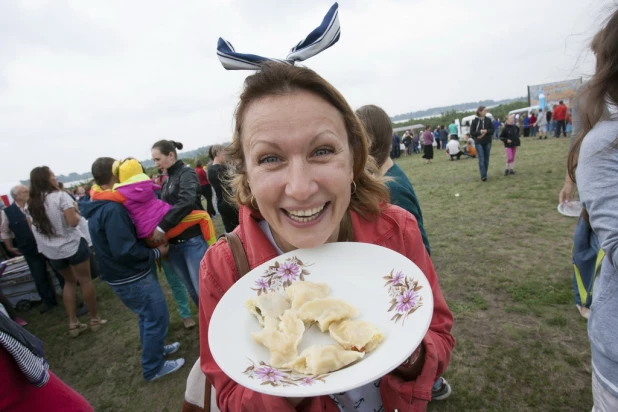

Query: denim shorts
left=49, top=237, right=91, bottom=271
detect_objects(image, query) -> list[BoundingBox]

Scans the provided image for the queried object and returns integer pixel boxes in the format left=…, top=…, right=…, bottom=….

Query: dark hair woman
left=206, top=144, right=239, bottom=233
left=27, top=166, right=105, bottom=337
left=421, top=125, right=434, bottom=164
left=194, top=159, right=216, bottom=217
left=151, top=140, right=207, bottom=305
left=470, top=106, right=495, bottom=181
left=199, top=62, right=454, bottom=411
left=567, top=11, right=618, bottom=409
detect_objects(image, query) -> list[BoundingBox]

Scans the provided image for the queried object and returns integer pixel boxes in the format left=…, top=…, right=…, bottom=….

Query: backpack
left=572, top=216, right=605, bottom=318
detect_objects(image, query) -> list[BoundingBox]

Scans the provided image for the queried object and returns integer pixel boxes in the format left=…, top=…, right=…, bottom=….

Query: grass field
left=22, top=137, right=591, bottom=411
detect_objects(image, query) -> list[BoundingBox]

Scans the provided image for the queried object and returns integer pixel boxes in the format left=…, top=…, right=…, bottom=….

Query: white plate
left=557, top=201, right=582, bottom=217
left=208, top=242, right=433, bottom=397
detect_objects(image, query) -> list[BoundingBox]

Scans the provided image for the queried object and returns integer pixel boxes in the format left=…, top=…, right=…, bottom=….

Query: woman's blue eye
left=314, top=148, right=333, bottom=156
left=259, top=156, right=279, bottom=164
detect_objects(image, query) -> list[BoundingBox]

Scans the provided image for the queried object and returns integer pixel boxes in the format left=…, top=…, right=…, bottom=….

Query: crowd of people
left=0, top=5, right=615, bottom=411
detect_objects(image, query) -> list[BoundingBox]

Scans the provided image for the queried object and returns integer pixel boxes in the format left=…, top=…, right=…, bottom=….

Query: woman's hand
left=150, top=228, right=166, bottom=243
left=507, top=139, right=512, bottom=143
left=559, top=176, right=577, bottom=204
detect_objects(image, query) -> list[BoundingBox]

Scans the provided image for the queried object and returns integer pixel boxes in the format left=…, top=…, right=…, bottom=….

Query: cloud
left=0, top=0, right=610, bottom=183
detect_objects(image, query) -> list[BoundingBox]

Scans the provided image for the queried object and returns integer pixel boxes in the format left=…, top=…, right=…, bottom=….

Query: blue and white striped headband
left=217, top=3, right=340, bottom=70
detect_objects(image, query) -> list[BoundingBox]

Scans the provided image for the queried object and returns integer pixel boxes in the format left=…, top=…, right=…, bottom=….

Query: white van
left=508, top=105, right=540, bottom=116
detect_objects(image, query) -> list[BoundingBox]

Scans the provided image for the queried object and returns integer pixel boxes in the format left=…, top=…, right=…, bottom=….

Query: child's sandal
left=69, top=322, right=87, bottom=338
left=89, top=318, right=108, bottom=332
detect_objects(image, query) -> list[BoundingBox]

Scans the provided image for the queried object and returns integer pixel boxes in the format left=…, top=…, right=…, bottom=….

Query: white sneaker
left=147, top=359, right=185, bottom=382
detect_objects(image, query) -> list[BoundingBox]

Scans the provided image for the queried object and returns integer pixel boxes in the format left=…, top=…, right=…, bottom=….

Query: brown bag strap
left=223, top=232, right=251, bottom=278
left=202, top=233, right=250, bottom=411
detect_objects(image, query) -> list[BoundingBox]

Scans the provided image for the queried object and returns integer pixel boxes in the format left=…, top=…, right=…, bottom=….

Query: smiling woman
left=198, top=62, right=455, bottom=412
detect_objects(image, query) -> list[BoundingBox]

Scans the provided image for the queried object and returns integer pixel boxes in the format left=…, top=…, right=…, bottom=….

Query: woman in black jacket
left=151, top=140, right=206, bottom=305
left=207, top=145, right=239, bottom=233
left=470, top=106, right=495, bottom=181
left=499, top=114, right=521, bottom=176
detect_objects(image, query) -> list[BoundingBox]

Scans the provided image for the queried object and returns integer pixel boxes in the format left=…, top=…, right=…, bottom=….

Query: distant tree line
left=391, top=97, right=527, bottom=122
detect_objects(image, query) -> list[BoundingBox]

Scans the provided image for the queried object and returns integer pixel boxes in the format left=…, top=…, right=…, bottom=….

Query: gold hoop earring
left=250, top=195, right=258, bottom=209
left=351, top=181, right=357, bottom=195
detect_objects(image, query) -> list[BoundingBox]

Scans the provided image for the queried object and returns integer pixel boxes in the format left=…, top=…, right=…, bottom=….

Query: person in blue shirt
left=522, top=114, right=531, bottom=137
left=492, top=118, right=502, bottom=140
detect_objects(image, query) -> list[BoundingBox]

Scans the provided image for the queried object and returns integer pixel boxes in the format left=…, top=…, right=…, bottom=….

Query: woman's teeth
left=286, top=204, right=325, bottom=222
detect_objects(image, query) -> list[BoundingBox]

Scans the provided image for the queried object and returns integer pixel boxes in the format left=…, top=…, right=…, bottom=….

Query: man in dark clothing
left=81, top=157, right=184, bottom=382
left=391, top=132, right=401, bottom=158
left=0, top=185, right=59, bottom=313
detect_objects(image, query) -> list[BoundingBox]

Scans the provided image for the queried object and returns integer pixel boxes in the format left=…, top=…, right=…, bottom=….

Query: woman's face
left=480, top=108, right=487, bottom=117
left=151, top=148, right=175, bottom=171
left=49, top=171, right=58, bottom=188
left=506, top=115, right=515, bottom=125
left=243, top=90, right=354, bottom=252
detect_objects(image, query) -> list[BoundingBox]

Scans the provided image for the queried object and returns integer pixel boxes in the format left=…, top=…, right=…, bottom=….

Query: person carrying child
left=89, top=158, right=216, bottom=246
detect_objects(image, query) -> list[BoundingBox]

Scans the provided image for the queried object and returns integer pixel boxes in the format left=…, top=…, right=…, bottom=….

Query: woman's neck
left=380, top=157, right=394, bottom=176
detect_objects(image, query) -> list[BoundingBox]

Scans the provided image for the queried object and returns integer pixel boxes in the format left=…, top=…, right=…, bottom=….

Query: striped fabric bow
left=217, top=2, right=340, bottom=70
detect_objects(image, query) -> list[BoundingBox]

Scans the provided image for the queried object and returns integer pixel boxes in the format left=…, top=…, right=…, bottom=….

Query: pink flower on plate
left=254, top=366, right=286, bottom=383
left=254, top=278, right=269, bottom=290
left=391, top=271, right=405, bottom=285
left=395, top=289, right=419, bottom=314
left=300, top=376, right=316, bottom=386
left=277, top=261, right=300, bottom=282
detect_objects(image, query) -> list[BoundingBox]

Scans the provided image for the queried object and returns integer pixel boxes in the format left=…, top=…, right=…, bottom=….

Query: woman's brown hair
left=27, top=166, right=58, bottom=237
left=355, top=105, right=393, bottom=168
left=568, top=11, right=618, bottom=182
left=476, top=106, right=486, bottom=117
left=227, top=62, right=389, bottom=241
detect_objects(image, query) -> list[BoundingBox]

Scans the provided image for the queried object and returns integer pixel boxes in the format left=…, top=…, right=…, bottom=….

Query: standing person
left=553, top=100, right=568, bottom=137
left=150, top=140, right=208, bottom=306
left=402, top=131, right=412, bottom=156
left=470, top=106, right=495, bottom=181
left=194, top=160, right=216, bottom=218
left=421, top=125, right=435, bottom=164
left=391, top=132, right=401, bottom=158
left=439, top=125, right=449, bottom=151
left=433, top=127, right=441, bottom=150
left=529, top=112, right=537, bottom=137
left=412, top=130, right=421, bottom=154
left=81, top=157, right=185, bottom=381
left=356, top=105, right=431, bottom=255
left=566, top=108, right=573, bottom=135
left=448, top=120, right=459, bottom=140
left=499, top=114, right=521, bottom=176
left=0, top=185, right=59, bottom=313
left=207, top=145, right=240, bottom=233
left=568, top=14, right=618, bottom=410
left=200, top=61, right=454, bottom=412
left=547, top=107, right=554, bottom=135
left=522, top=114, right=531, bottom=137
left=492, top=117, right=501, bottom=139
left=535, top=108, right=548, bottom=139
left=27, top=167, right=105, bottom=337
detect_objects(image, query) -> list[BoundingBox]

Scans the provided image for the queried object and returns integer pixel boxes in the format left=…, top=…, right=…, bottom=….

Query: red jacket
left=553, top=104, right=568, bottom=121
left=0, top=347, right=93, bottom=412
left=195, top=166, right=209, bottom=186
left=199, top=205, right=455, bottom=412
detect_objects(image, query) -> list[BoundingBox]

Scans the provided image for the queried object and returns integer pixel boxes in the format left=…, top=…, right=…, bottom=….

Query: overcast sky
left=0, top=0, right=611, bottom=183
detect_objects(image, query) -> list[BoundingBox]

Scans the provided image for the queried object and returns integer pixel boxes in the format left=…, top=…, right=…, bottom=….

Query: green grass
left=22, top=137, right=591, bottom=411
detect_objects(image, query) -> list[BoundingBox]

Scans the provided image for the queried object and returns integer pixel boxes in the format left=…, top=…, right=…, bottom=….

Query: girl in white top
left=27, top=166, right=106, bottom=337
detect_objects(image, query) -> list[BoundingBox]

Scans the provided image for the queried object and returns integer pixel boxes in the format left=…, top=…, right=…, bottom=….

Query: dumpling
left=328, top=319, right=384, bottom=353
left=296, top=297, right=359, bottom=332
left=285, top=281, right=330, bottom=310
left=286, top=344, right=364, bottom=375
left=245, top=291, right=290, bottom=326
left=251, top=310, right=305, bottom=368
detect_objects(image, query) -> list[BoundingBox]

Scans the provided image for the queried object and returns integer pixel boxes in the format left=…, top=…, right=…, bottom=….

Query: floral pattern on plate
left=383, top=269, right=423, bottom=325
left=243, top=360, right=328, bottom=387
left=251, top=256, right=313, bottom=295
